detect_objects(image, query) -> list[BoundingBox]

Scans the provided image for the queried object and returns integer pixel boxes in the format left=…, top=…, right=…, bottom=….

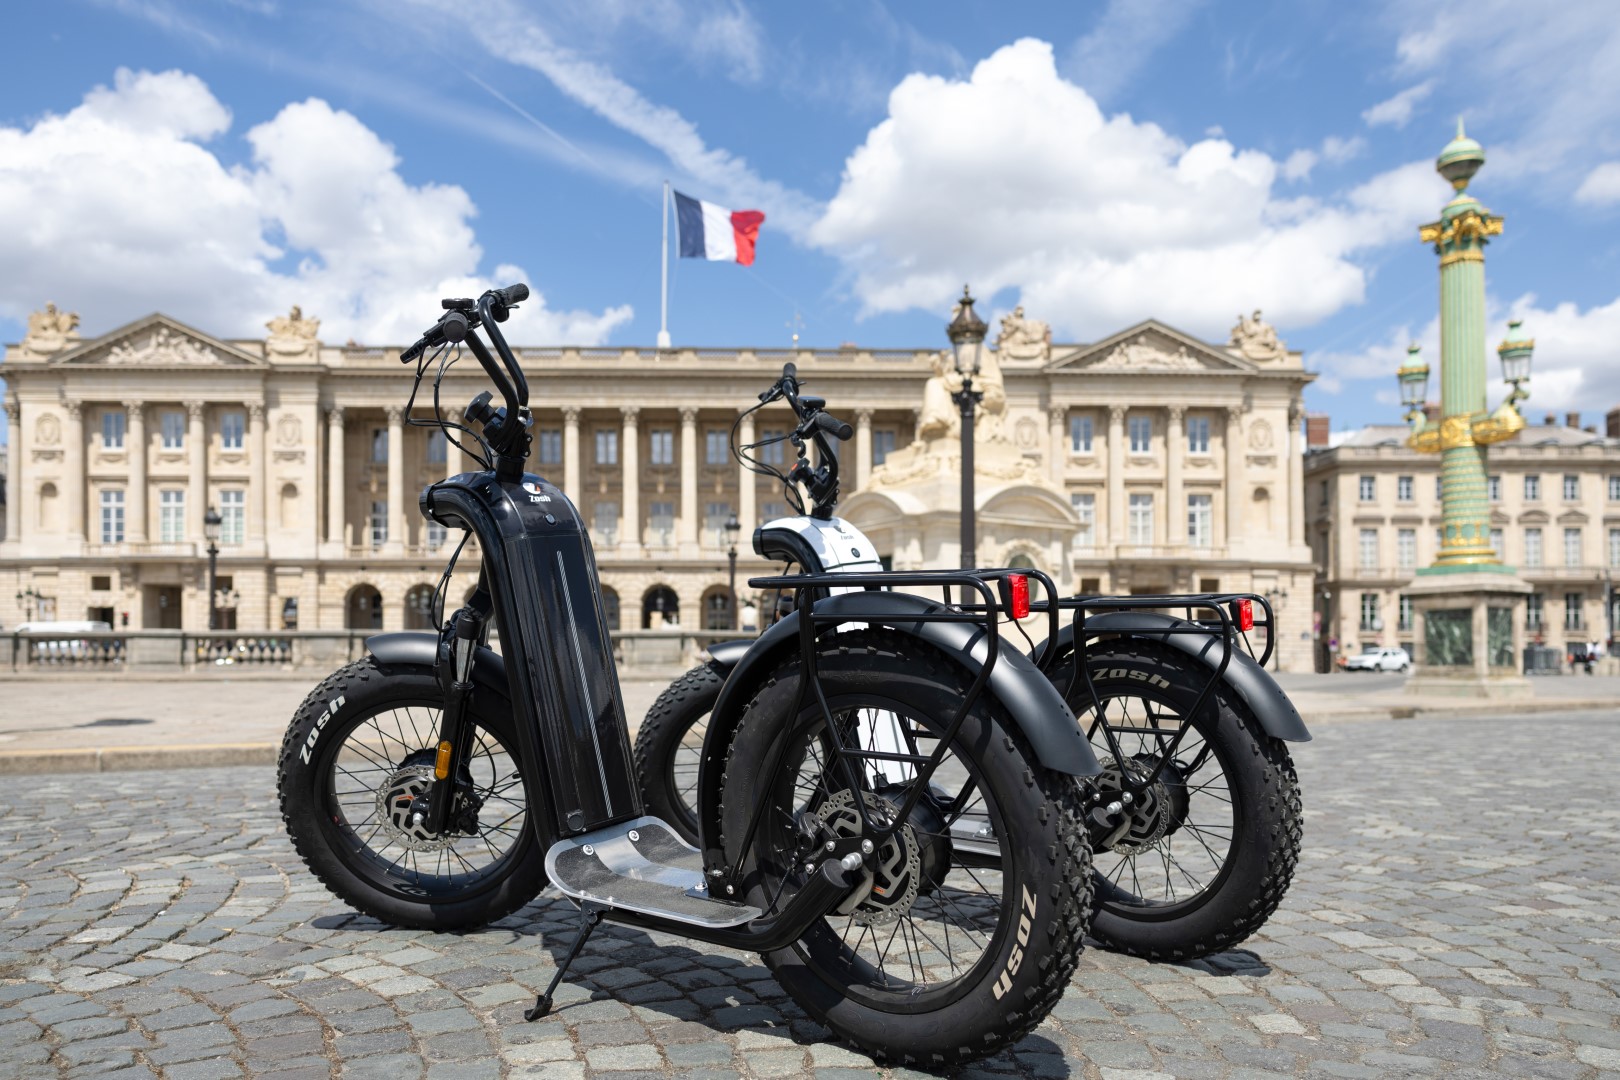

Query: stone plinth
left=1406, top=568, right=1532, bottom=698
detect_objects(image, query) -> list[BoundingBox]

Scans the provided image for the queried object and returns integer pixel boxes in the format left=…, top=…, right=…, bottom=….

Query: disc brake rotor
left=1094, top=755, right=1176, bottom=854
left=376, top=758, right=457, bottom=853
left=813, top=790, right=920, bottom=926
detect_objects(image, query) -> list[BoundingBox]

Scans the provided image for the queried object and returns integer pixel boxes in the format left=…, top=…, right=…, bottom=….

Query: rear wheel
left=277, top=657, right=546, bottom=930
left=1061, top=640, right=1301, bottom=960
left=633, top=661, right=723, bottom=843
left=721, top=632, right=1092, bottom=1067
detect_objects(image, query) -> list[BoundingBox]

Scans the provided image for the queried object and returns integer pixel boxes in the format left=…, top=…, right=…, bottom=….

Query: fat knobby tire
left=1072, top=639, right=1303, bottom=961
left=632, top=660, right=725, bottom=843
left=277, top=656, right=547, bottom=931
left=719, top=632, right=1094, bottom=1068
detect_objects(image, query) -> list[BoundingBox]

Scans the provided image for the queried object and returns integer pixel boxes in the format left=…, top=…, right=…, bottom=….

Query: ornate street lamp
left=946, top=286, right=988, bottom=569
left=1397, top=344, right=1430, bottom=426
left=204, top=506, right=222, bottom=631
left=724, top=513, right=741, bottom=631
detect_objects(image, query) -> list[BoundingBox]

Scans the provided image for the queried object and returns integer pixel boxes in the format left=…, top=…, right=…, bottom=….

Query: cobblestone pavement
left=1, top=709, right=1617, bottom=1079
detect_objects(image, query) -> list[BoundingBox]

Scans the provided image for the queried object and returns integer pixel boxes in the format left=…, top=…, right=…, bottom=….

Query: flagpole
left=657, top=180, right=672, bottom=349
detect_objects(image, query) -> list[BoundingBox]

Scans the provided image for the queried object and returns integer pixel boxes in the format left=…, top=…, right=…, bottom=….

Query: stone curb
left=0, top=698, right=1612, bottom=774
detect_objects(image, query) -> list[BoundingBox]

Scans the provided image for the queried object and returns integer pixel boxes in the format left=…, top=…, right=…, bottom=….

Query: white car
left=1344, top=646, right=1411, bottom=673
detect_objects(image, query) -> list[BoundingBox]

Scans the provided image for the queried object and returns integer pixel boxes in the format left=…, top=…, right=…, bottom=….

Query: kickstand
left=524, top=902, right=606, bottom=1022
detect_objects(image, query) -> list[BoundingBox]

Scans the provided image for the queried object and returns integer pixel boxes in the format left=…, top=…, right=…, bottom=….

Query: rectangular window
left=1610, top=476, right=1620, bottom=501
left=1487, top=475, right=1501, bottom=501
left=219, top=489, right=244, bottom=546
left=1565, top=527, right=1582, bottom=567
left=426, top=520, right=447, bottom=548
left=1491, top=528, right=1504, bottom=560
left=427, top=430, right=447, bottom=465
left=1360, top=593, right=1380, bottom=632
left=595, top=430, right=618, bottom=465
left=1527, top=593, right=1543, bottom=629
left=369, top=500, right=388, bottom=548
left=221, top=410, right=244, bottom=451
left=1398, top=595, right=1414, bottom=632
left=1397, top=475, right=1413, bottom=502
left=1128, top=493, right=1154, bottom=545
left=159, top=490, right=184, bottom=542
left=648, top=500, right=674, bottom=545
left=161, top=411, right=185, bottom=449
left=1359, top=475, right=1375, bottom=501
left=370, top=428, right=388, bottom=463
left=1524, top=527, right=1543, bottom=567
left=649, top=429, right=674, bottom=466
left=1359, top=528, right=1379, bottom=570
left=705, top=430, right=729, bottom=465
left=1128, top=416, right=1152, bottom=454
left=1565, top=592, right=1583, bottom=631
left=593, top=500, right=618, bottom=543
left=761, top=501, right=787, bottom=524
left=1563, top=474, right=1580, bottom=500
left=1071, top=493, right=1095, bottom=547
left=1397, top=528, right=1416, bottom=570
left=872, top=430, right=896, bottom=466
left=705, top=500, right=734, bottom=546
left=1187, top=493, right=1212, bottom=548
left=102, top=411, right=125, bottom=450
left=1525, top=474, right=1541, bottom=501
left=1186, top=416, right=1210, bottom=454
left=1069, top=415, right=1092, bottom=453
left=758, top=429, right=786, bottom=466
left=1610, top=528, right=1620, bottom=567
left=537, top=429, right=562, bottom=465
left=100, top=490, right=125, bottom=544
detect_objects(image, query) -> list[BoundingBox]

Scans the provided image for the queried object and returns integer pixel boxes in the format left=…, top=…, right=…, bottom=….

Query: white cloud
left=1065, top=0, right=1205, bottom=102
left=808, top=40, right=1448, bottom=339
left=1282, top=149, right=1318, bottom=182
left=0, top=68, right=631, bottom=345
left=1574, top=162, right=1620, bottom=206
left=1361, top=80, right=1435, bottom=129
left=1281, top=135, right=1367, bottom=182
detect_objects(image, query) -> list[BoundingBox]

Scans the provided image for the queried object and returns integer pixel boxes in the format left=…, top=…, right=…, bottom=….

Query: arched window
left=642, top=585, right=679, bottom=628
left=346, top=584, right=383, bottom=630
left=702, top=586, right=734, bottom=630
left=404, top=584, right=438, bottom=630
left=601, top=586, right=621, bottom=631
left=279, top=483, right=299, bottom=529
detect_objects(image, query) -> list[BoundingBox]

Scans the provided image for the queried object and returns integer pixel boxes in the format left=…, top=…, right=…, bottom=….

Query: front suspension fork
left=425, top=609, right=480, bottom=835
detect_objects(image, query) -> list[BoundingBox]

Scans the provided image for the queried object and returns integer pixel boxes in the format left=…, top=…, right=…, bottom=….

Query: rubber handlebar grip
left=814, top=412, right=854, bottom=441
left=496, top=283, right=529, bottom=305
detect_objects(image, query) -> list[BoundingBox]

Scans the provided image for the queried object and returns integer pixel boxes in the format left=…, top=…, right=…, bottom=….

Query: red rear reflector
left=1234, top=598, right=1254, bottom=632
left=1008, top=574, right=1030, bottom=619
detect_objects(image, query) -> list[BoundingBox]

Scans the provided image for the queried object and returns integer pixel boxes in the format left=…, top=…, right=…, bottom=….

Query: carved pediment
left=1048, top=321, right=1257, bottom=375
left=50, top=313, right=265, bottom=369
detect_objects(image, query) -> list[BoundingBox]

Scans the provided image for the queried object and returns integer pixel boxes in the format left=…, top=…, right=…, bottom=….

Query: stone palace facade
left=1, top=303, right=1317, bottom=669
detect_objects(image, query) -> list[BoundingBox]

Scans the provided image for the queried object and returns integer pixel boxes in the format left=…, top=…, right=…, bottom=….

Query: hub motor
left=1091, top=754, right=1191, bottom=854
left=376, top=749, right=483, bottom=853
left=812, top=787, right=952, bottom=925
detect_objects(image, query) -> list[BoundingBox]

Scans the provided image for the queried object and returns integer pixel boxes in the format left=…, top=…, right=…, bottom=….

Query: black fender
left=365, top=631, right=510, bottom=702
left=695, top=591, right=1101, bottom=870
left=1039, top=613, right=1311, bottom=743
left=705, top=638, right=752, bottom=670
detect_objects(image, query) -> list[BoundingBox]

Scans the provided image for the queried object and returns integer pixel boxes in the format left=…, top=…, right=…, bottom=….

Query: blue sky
left=4, top=0, right=1620, bottom=444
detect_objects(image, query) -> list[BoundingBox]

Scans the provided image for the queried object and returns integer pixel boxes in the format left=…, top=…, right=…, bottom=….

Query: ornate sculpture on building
left=917, top=347, right=1008, bottom=443
left=996, top=305, right=1051, bottom=363
left=107, top=327, right=219, bottom=366
left=266, top=305, right=322, bottom=357
left=22, top=303, right=81, bottom=354
left=1093, top=334, right=1203, bottom=372
left=1229, top=309, right=1287, bottom=363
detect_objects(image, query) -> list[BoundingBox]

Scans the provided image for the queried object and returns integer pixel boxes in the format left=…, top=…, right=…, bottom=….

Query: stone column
left=325, top=407, right=345, bottom=546
left=385, top=405, right=405, bottom=553
left=1107, top=405, right=1126, bottom=545
left=1288, top=404, right=1305, bottom=547
left=562, top=407, right=581, bottom=497
left=738, top=408, right=757, bottom=530
left=2, top=400, right=20, bottom=544
left=619, top=406, right=640, bottom=552
left=1048, top=405, right=1067, bottom=484
left=125, top=401, right=147, bottom=543
left=63, top=401, right=85, bottom=542
left=854, top=408, right=873, bottom=490
left=678, top=406, right=699, bottom=553
left=1166, top=405, right=1186, bottom=546
left=185, top=401, right=206, bottom=541
left=248, top=403, right=267, bottom=544
left=443, top=409, right=462, bottom=481
left=1225, top=406, right=1244, bottom=548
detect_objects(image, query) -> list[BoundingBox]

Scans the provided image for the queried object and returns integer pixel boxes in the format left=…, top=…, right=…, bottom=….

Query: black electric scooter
left=277, top=286, right=1104, bottom=1066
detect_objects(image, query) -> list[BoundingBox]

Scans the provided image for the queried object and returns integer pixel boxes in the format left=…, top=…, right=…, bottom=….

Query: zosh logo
left=991, top=885, right=1038, bottom=999
left=298, top=696, right=346, bottom=764
left=521, top=481, right=552, bottom=504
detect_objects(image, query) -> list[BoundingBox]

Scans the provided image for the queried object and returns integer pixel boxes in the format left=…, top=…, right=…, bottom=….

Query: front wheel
left=720, top=632, right=1093, bottom=1067
left=277, top=657, right=547, bottom=930
left=1063, top=640, right=1302, bottom=960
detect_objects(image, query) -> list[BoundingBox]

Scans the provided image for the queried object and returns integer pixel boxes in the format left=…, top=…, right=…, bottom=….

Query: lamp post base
left=1405, top=570, right=1534, bottom=700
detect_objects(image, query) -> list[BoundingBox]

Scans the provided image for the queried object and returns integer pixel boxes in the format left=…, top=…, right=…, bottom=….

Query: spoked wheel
left=278, top=657, right=547, bottom=930
left=633, top=661, right=724, bottom=843
left=1064, top=640, right=1302, bottom=960
left=721, top=632, right=1092, bottom=1067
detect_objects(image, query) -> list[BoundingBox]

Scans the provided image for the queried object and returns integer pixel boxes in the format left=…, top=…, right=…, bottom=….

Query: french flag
left=674, top=190, right=765, bottom=266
